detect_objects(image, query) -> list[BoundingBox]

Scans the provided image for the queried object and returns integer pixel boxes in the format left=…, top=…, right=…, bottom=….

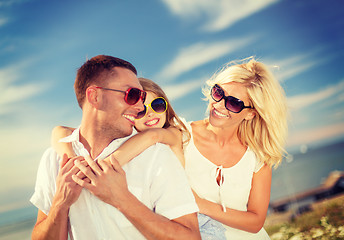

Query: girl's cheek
left=134, top=119, right=146, bottom=132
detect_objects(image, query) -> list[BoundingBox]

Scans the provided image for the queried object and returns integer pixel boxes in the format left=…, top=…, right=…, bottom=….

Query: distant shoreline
left=265, top=193, right=344, bottom=227
left=0, top=218, right=34, bottom=240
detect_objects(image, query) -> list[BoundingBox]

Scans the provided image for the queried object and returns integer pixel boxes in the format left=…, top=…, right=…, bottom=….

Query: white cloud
left=155, top=37, right=255, bottom=81
left=287, top=122, right=344, bottom=147
left=0, top=17, right=8, bottom=26
left=161, top=0, right=211, bottom=18
left=0, top=60, right=51, bottom=115
left=287, top=80, right=344, bottom=110
left=1, top=83, right=46, bottom=105
left=286, top=80, right=344, bottom=146
left=161, top=0, right=279, bottom=32
left=162, top=77, right=207, bottom=100
left=0, top=0, right=30, bottom=7
left=0, top=63, right=21, bottom=86
left=265, top=52, right=324, bottom=82
left=0, top=99, right=81, bottom=198
left=0, top=124, right=51, bottom=206
left=0, top=58, right=39, bottom=85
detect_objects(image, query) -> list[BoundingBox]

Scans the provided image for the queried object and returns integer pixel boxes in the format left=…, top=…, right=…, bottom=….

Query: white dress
left=184, top=122, right=271, bottom=240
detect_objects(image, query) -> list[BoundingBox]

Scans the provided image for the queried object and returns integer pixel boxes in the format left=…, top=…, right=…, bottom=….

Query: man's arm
left=32, top=155, right=84, bottom=240
left=32, top=208, right=68, bottom=240
left=72, top=156, right=201, bottom=240
left=115, top=190, right=200, bottom=240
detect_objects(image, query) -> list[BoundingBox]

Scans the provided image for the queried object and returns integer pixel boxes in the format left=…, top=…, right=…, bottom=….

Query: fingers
left=68, top=156, right=85, bottom=174
left=72, top=174, right=92, bottom=188
left=75, top=168, right=87, bottom=179
left=60, top=155, right=84, bottom=174
left=97, top=159, right=112, bottom=172
left=110, top=155, right=125, bottom=175
left=74, top=159, right=96, bottom=181
left=83, top=154, right=103, bottom=176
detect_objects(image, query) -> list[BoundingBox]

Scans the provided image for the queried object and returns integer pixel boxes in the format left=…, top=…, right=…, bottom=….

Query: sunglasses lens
left=136, top=105, right=147, bottom=119
left=151, top=98, right=167, bottom=113
left=211, top=85, right=223, bottom=102
left=126, top=88, right=142, bottom=105
left=226, top=96, right=244, bottom=113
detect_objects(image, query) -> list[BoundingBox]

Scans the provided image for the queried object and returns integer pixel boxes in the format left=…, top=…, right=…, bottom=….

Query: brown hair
left=74, top=55, right=137, bottom=108
left=138, top=78, right=191, bottom=145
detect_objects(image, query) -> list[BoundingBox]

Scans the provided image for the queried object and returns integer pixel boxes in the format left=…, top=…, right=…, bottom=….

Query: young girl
left=52, top=77, right=226, bottom=240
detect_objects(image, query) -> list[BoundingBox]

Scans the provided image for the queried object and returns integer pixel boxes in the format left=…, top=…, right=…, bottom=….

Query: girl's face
left=134, top=92, right=167, bottom=132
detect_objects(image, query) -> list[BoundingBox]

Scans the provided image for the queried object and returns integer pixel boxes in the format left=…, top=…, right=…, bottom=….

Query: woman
left=183, top=57, right=288, bottom=239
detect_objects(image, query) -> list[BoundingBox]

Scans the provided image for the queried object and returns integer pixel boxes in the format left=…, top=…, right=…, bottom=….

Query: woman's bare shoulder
left=190, top=119, right=208, bottom=138
left=190, top=119, right=206, bottom=128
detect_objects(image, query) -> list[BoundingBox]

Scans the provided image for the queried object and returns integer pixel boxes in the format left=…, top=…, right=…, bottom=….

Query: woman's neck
left=204, top=119, right=240, bottom=147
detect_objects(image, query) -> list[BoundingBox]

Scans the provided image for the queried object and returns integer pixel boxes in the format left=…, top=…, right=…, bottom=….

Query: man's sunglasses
left=210, top=84, right=253, bottom=113
left=136, top=97, right=168, bottom=119
left=96, top=86, right=146, bottom=105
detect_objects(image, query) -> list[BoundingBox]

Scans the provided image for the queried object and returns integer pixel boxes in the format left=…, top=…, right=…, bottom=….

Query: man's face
left=97, top=67, right=144, bottom=139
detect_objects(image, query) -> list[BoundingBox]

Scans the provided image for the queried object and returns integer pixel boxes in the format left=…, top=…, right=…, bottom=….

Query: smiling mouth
left=145, top=118, right=159, bottom=126
left=123, top=114, right=135, bottom=124
left=213, top=108, right=228, bottom=118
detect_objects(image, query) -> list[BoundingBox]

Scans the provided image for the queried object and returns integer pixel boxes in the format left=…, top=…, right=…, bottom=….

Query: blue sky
left=1, top=0, right=344, bottom=212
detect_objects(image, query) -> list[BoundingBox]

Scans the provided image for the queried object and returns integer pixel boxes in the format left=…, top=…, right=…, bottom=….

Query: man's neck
left=79, top=123, right=115, bottom=160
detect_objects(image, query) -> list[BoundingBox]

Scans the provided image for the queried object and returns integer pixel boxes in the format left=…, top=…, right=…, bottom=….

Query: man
left=30, top=55, right=201, bottom=240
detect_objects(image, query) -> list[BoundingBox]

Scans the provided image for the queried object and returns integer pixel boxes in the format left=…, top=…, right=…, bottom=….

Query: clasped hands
left=61, top=154, right=130, bottom=208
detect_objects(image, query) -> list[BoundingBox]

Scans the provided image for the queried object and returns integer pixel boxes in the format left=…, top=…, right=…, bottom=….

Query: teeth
left=145, top=119, right=159, bottom=126
left=214, top=109, right=228, bottom=117
left=123, top=114, right=135, bottom=122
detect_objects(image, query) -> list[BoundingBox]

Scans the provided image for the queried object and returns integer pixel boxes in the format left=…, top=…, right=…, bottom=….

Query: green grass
left=265, top=196, right=344, bottom=239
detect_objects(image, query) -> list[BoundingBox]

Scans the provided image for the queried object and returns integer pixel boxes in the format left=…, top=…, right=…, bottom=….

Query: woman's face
left=134, top=91, right=167, bottom=132
left=208, top=82, right=255, bottom=129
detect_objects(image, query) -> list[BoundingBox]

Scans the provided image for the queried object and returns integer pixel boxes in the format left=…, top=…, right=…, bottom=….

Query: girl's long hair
left=202, top=57, right=288, bottom=168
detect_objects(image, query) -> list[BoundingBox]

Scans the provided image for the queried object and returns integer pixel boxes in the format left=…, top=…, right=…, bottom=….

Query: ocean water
left=1, top=140, right=343, bottom=239
left=270, top=140, right=344, bottom=202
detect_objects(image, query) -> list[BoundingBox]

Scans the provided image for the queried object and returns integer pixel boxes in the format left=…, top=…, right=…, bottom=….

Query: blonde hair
left=202, top=57, right=288, bottom=168
left=138, top=78, right=191, bottom=145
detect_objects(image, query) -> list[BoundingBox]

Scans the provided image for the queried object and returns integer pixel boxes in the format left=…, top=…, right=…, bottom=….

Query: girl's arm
left=51, top=126, right=76, bottom=158
left=52, top=125, right=184, bottom=167
left=195, top=165, right=272, bottom=233
left=106, top=127, right=183, bottom=166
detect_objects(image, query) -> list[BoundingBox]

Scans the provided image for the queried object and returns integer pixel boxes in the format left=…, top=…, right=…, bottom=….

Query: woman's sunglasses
left=210, top=84, right=253, bottom=113
left=96, top=86, right=146, bottom=105
left=136, top=97, right=168, bottom=119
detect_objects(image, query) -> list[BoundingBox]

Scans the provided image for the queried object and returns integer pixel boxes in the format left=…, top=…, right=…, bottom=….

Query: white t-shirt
left=30, top=128, right=198, bottom=240
left=184, top=122, right=270, bottom=240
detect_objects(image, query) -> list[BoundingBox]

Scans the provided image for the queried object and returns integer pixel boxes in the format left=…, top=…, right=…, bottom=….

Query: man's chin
left=123, top=127, right=133, bottom=137
left=119, top=125, right=134, bottom=138
left=107, top=124, right=134, bottom=140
